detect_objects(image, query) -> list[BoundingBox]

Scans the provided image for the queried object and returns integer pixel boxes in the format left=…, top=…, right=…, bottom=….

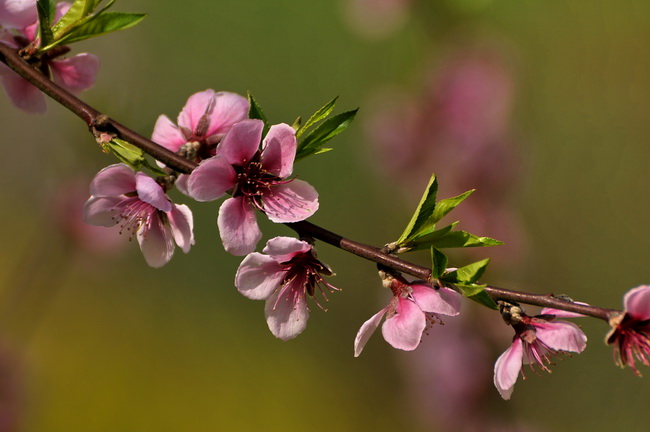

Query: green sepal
left=396, top=174, right=438, bottom=244
left=101, top=138, right=164, bottom=175
left=295, top=108, right=357, bottom=161
left=57, top=11, right=145, bottom=45
left=296, top=97, right=338, bottom=139
left=36, top=0, right=54, bottom=47
left=430, top=247, right=448, bottom=279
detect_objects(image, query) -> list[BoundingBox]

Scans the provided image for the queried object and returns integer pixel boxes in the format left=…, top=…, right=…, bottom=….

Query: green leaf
left=52, top=0, right=102, bottom=38
left=295, top=108, right=357, bottom=161
left=455, top=283, right=497, bottom=309
left=396, top=174, right=438, bottom=244
left=36, top=0, right=54, bottom=47
left=247, top=92, right=267, bottom=123
left=430, top=230, right=502, bottom=249
left=59, top=11, right=145, bottom=44
left=296, top=97, right=338, bottom=138
left=455, top=258, right=490, bottom=283
left=431, top=189, right=474, bottom=226
left=101, top=138, right=147, bottom=171
left=430, top=247, right=448, bottom=279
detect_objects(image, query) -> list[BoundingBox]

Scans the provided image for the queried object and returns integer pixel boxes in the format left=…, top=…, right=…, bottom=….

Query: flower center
left=113, top=197, right=158, bottom=240
left=232, top=155, right=281, bottom=209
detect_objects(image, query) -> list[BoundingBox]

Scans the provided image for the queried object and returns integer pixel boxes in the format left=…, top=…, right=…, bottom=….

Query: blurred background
left=1, top=0, right=649, bottom=430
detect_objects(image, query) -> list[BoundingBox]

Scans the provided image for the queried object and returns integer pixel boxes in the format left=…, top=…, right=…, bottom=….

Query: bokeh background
left=1, top=0, right=649, bottom=431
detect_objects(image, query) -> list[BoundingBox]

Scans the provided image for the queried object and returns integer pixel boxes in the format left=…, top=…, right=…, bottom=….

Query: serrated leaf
left=431, top=189, right=474, bottom=227
left=52, top=0, right=102, bottom=38
left=430, top=247, right=448, bottom=279
left=59, top=11, right=145, bottom=44
left=295, top=108, right=357, bottom=161
left=455, top=258, right=490, bottom=283
left=296, top=96, right=338, bottom=138
left=405, top=224, right=502, bottom=251
left=396, top=174, right=438, bottom=244
left=36, top=0, right=54, bottom=47
left=456, top=283, right=498, bottom=309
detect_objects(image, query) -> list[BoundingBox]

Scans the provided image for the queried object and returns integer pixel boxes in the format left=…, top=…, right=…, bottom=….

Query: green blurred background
left=1, top=0, right=649, bottom=431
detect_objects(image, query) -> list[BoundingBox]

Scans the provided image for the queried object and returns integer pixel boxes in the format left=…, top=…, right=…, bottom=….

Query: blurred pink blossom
left=342, top=0, right=412, bottom=40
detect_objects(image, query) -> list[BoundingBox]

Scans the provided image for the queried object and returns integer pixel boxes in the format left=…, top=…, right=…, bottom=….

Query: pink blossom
left=83, top=164, right=194, bottom=268
left=354, top=274, right=461, bottom=357
left=493, top=304, right=587, bottom=400
left=0, top=1, right=99, bottom=113
left=606, top=285, right=650, bottom=375
left=187, top=119, right=319, bottom=255
left=235, top=236, right=336, bottom=340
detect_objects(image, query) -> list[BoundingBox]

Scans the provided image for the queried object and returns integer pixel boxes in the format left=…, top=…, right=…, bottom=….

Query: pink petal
left=493, top=338, right=523, bottom=400
left=623, top=285, right=650, bottom=320
left=354, top=307, right=388, bottom=357
left=174, top=174, right=191, bottom=197
left=0, top=71, right=46, bottom=113
left=168, top=204, right=194, bottom=253
left=235, top=253, right=286, bottom=300
left=217, top=196, right=262, bottom=256
left=535, top=321, right=587, bottom=353
left=0, top=0, right=38, bottom=29
left=89, top=164, right=136, bottom=197
left=261, top=123, right=297, bottom=178
left=177, top=89, right=215, bottom=132
left=135, top=172, right=172, bottom=212
left=381, top=297, right=426, bottom=351
left=410, top=284, right=461, bottom=316
left=262, top=180, right=319, bottom=223
left=151, top=114, right=187, bottom=153
left=218, top=119, right=264, bottom=166
left=83, top=196, right=123, bottom=227
left=263, top=236, right=311, bottom=263
left=264, top=286, right=310, bottom=340
left=205, top=91, right=249, bottom=137
left=186, top=156, right=236, bottom=202
left=137, top=214, right=174, bottom=268
left=49, top=54, right=99, bottom=92
left=541, top=302, right=589, bottom=318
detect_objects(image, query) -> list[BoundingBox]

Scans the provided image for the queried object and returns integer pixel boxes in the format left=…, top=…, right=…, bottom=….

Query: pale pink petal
left=235, top=253, right=286, bottom=300
left=135, top=172, right=172, bottom=212
left=354, top=307, right=388, bottom=357
left=168, top=204, right=194, bottom=253
left=0, top=72, right=46, bottom=113
left=137, top=214, right=174, bottom=268
left=263, top=236, right=311, bottom=263
left=174, top=174, right=190, bottom=196
left=89, top=164, right=136, bottom=197
left=410, top=284, right=461, bottom=316
left=493, top=338, right=523, bottom=400
left=218, top=119, right=264, bottom=166
left=82, top=196, right=123, bottom=227
left=217, top=196, right=262, bottom=256
left=186, top=156, right=236, bottom=202
left=0, top=0, right=37, bottom=29
left=262, top=180, right=319, bottom=223
left=535, top=321, right=587, bottom=353
left=261, top=123, right=297, bottom=178
left=177, top=89, right=215, bottom=131
left=50, top=54, right=99, bottom=92
left=539, top=308, right=585, bottom=318
left=264, top=286, right=310, bottom=340
left=151, top=114, right=186, bottom=153
left=206, top=91, right=249, bottom=137
left=623, top=285, right=650, bottom=320
left=382, top=297, right=426, bottom=351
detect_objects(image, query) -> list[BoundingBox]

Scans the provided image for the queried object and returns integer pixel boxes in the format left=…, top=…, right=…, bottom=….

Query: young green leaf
left=430, top=189, right=474, bottom=225
left=58, top=11, right=145, bottom=44
left=52, top=0, right=104, bottom=38
left=296, top=96, right=338, bottom=138
left=295, top=108, right=357, bottom=161
left=36, top=0, right=54, bottom=47
left=454, top=258, right=490, bottom=284
left=430, top=247, right=448, bottom=279
left=101, top=138, right=147, bottom=171
left=455, top=283, right=498, bottom=309
left=403, top=223, right=502, bottom=252
left=396, top=174, right=438, bottom=245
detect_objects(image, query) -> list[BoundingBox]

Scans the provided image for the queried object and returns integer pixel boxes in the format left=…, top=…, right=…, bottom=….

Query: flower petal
left=235, top=253, right=285, bottom=300
left=0, top=70, right=46, bottom=113
left=151, top=114, right=187, bottom=153
left=264, top=285, right=309, bottom=340
left=218, top=119, right=264, bottom=166
left=0, top=0, right=38, bottom=29
left=535, top=321, right=587, bottom=353
left=89, top=164, right=136, bottom=197
left=261, top=123, right=297, bottom=178
left=177, top=89, right=215, bottom=132
left=217, top=196, right=262, bottom=256
left=262, top=236, right=311, bottom=263
left=623, top=285, right=650, bottom=320
left=411, top=284, right=461, bottom=316
left=354, top=307, right=388, bottom=357
left=186, top=156, right=236, bottom=202
left=205, top=91, right=249, bottom=137
left=135, top=172, right=172, bottom=212
left=137, top=214, right=174, bottom=268
left=83, top=196, right=123, bottom=227
left=262, top=180, right=319, bottom=223
left=49, top=54, right=99, bottom=92
left=168, top=204, right=194, bottom=253
left=381, top=297, right=426, bottom=351
left=493, top=338, right=523, bottom=400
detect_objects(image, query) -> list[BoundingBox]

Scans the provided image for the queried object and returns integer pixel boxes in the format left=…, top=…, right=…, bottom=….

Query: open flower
left=0, top=1, right=99, bottom=113
left=83, top=164, right=194, bottom=268
left=606, top=285, right=650, bottom=375
left=354, top=273, right=461, bottom=357
left=235, top=236, right=336, bottom=340
left=493, top=301, right=587, bottom=400
left=187, top=119, right=319, bottom=255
